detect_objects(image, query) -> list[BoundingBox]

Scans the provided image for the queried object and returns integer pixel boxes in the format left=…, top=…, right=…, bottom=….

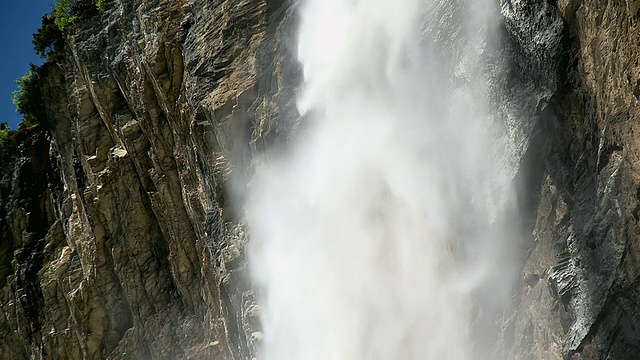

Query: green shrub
left=53, top=0, right=77, bottom=30
left=50, top=0, right=105, bottom=31
left=0, top=123, right=9, bottom=146
left=12, top=65, right=48, bottom=130
left=0, top=123, right=14, bottom=161
left=33, top=0, right=105, bottom=61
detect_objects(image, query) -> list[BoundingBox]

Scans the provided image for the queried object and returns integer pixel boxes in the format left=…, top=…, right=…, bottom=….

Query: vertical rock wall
left=509, top=1, right=640, bottom=359
left=1, top=0, right=299, bottom=358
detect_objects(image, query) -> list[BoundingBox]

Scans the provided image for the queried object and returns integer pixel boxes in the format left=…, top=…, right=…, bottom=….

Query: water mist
left=248, top=0, right=518, bottom=358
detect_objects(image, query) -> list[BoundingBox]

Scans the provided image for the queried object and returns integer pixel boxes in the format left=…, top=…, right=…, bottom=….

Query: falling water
left=248, top=0, right=519, bottom=358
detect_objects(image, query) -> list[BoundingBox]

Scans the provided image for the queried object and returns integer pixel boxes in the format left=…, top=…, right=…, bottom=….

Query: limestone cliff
left=0, top=0, right=638, bottom=359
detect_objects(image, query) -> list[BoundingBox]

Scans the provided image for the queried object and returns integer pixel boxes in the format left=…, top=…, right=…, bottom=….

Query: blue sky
left=1, top=0, right=55, bottom=129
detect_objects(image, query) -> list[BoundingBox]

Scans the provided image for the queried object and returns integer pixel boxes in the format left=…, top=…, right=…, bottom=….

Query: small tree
left=33, top=0, right=105, bottom=60
left=13, top=0, right=106, bottom=131
left=33, top=14, right=65, bottom=59
left=12, top=65, right=47, bottom=129
left=53, top=0, right=77, bottom=30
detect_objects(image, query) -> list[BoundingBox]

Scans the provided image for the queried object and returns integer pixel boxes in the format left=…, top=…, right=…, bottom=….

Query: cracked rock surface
left=1, top=0, right=298, bottom=358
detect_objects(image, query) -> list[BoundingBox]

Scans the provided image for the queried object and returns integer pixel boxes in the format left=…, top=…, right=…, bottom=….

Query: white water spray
left=249, top=0, right=516, bottom=358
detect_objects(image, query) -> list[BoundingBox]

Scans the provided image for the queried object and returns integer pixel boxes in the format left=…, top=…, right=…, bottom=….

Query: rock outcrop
left=0, top=0, right=638, bottom=359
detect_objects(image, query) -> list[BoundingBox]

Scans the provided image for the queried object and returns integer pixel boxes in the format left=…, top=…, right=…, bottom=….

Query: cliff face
left=0, top=0, right=638, bottom=359
left=1, top=0, right=298, bottom=358
left=509, top=1, right=640, bottom=359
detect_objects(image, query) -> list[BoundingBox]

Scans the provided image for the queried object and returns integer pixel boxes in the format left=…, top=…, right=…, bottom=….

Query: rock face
left=507, top=0, right=640, bottom=359
left=0, top=0, right=638, bottom=359
left=1, top=0, right=299, bottom=358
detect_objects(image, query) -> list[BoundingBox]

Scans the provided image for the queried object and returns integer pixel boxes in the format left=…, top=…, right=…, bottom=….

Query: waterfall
left=248, top=0, right=519, bottom=358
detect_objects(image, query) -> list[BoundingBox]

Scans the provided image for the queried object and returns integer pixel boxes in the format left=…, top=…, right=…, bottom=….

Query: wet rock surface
left=508, top=0, right=640, bottom=359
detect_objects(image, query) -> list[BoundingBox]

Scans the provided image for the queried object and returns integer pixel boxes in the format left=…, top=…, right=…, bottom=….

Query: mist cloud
left=247, top=1, right=517, bottom=358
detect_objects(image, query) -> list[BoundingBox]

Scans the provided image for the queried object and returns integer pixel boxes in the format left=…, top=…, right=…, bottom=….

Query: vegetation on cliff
left=14, top=0, right=105, bottom=122
left=11, top=65, right=47, bottom=130
left=0, top=123, right=10, bottom=158
left=51, top=0, right=104, bottom=31
left=2, top=0, right=105, bottom=155
left=32, top=14, right=65, bottom=60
